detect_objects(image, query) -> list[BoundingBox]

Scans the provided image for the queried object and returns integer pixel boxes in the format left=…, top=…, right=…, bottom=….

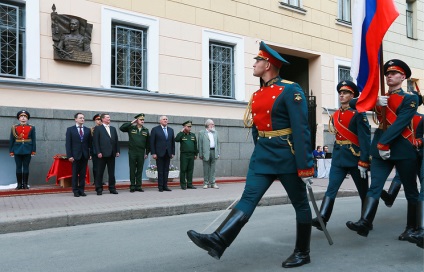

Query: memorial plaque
left=51, top=4, right=93, bottom=64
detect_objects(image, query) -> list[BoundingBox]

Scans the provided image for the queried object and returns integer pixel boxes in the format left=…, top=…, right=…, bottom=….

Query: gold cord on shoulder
left=328, top=115, right=336, bottom=135
left=372, top=108, right=380, bottom=125
left=11, top=125, right=18, bottom=139
left=243, top=94, right=254, bottom=128
left=243, top=94, right=254, bottom=141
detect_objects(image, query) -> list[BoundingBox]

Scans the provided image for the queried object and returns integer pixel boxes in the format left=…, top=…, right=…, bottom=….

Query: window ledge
left=335, top=19, right=352, bottom=28
left=278, top=2, right=307, bottom=15
left=0, top=79, right=248, bottom=107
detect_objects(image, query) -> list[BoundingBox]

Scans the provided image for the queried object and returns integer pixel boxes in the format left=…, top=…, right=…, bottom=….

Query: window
left=209, top=42, right=234, bottom=99
left=334, top=58, right=352, bottom=107
left=338, top=66, right=352, bottom=82
left=407, top=80, right=416, bottom=94
left=280, top=0, right=300, bottom=8
left=202, top=30, right=244, bottom=101
left=406, top=1, right=417, bottom=39
left=406, top=9, right=413, bottom=38
left=338, top=0, right=351, bottom=24
left=111, top=23, right=147, bottom=90
left=101, top=7, right=158, bottom=91
left=279, top=0, right=306, bottom=13
left=0, top=1, right=25, bottom=78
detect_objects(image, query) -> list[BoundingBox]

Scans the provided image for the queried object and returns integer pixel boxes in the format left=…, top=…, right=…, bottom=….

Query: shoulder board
left=281, top=79, right=294, bottom=84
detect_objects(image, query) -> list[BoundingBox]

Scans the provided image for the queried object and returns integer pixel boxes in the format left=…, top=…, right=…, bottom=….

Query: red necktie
left=79, top=126, right=83, bottom=138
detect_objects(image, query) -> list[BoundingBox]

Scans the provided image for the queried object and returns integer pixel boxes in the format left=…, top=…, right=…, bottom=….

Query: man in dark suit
left=93, top=113, right=120, bottom=195
left=66, top=113, right=92, bottom=197
left=150, top=115, right=175, bottom=192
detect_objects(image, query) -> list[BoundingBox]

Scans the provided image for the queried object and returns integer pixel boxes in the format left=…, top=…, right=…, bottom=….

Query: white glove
left=376, top=96, right=388, bottom=106
left=358, top=166, right=367, bottom=179
left=301, top=177, right=313, bottom=187
left=379, top=149, right=390, bottom=160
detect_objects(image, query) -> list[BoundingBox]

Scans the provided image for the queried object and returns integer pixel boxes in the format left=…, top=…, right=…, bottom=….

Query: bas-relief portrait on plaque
left=51, top=4, right=93, bottom=64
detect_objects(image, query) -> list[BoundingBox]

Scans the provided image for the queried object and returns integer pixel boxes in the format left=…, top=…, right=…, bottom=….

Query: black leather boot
left=282, top=222, right=311, bottom=268
left=15, top=173, right=23, bottom=190
left=380, top=181, right=401, bottom=207
left=408, top=201, right=424, bottom=248
left=22, top=173, right=29, bottom=189
left=187, top=209, right=249, bottom=260
left=346, top=197, right=379, bottom=237
left=399, top=201, right=417, bottom=241
left=311, top=196, right=334, bottom=231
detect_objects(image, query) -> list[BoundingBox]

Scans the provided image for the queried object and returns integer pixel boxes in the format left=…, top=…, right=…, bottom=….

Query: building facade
left=0, top=0, right=422, bottom=185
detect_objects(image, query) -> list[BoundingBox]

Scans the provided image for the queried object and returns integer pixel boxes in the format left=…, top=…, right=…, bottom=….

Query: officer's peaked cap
left=337, top=80, right=359, bottom=98
left=384, top=59, right=411, bottom=79
left=254, top=41, right=289, bottom=69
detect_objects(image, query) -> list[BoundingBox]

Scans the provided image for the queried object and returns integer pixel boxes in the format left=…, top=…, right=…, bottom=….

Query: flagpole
left=379, top=44, right=387, bottom=131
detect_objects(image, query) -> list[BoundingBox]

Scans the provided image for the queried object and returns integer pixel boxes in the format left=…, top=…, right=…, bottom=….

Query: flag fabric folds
left=350, top=0, right=399, bottom=112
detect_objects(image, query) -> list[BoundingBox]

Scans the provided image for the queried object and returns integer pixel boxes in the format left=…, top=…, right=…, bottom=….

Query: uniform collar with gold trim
left=264, top=76, right=281, bottom=87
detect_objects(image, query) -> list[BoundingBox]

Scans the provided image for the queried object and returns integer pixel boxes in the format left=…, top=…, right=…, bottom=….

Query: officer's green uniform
left=119, top=114, right=150, bottom=191
left=175, top=121, right=198, bottom=189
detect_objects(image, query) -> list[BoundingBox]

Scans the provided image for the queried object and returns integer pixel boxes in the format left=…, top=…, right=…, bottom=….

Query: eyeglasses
left=95, top=118, right=101, bottom=121
left=187, top=126, right=192, bottom=127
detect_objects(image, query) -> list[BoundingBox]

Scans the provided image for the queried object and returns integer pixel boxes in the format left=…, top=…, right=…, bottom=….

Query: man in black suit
left=150, top=115, right=175, bottom=192
left=93, top=113, right=120, bottom=195
left=66, top=113, right=92, bottom=197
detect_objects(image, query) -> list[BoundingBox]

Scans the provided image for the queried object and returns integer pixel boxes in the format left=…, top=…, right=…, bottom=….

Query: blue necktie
left=163, top=127, right=168, bottom=139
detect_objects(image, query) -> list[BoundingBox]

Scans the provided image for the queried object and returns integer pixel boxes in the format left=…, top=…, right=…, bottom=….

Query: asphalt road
left=0, top=195, right=422, bottom=272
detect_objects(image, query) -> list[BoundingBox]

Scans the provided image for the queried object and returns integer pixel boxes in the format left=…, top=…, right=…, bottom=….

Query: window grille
left=209, top=42, right=234, bottom=98
left=111, top=23, right=147, bottom=90
left=338, top=0, right=351, bottom=23
left=0, top=2, right=25, bottom=78
left=338, top=66, right=352, bottom=82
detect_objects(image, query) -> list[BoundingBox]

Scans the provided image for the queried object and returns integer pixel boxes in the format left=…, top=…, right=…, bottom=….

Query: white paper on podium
left=317, top=159, right=332, bottom=178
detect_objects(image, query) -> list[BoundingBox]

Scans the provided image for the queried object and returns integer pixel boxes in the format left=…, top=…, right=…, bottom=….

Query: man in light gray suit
left=198, top=119, right=220, bottom=189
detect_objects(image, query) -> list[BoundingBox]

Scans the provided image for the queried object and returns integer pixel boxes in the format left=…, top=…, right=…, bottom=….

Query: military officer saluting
left=175, top=120, right=198, bottom=190
left=312, top=80, right=371, bottom=232
left=120, top=113, right=150, bottom=192
left=347, top=59, right=420, bottom=239
left=187, top=41, right=314, bottom=268
left=9, top=110, right=36, bottom=189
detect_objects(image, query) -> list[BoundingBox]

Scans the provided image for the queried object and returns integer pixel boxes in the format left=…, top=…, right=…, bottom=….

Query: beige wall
left=4, top=0, right=424, bottom=126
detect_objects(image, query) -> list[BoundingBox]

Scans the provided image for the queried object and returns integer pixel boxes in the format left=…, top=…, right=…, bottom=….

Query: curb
left=0, top=178, right=246, bottom=197
left=0, top=189, right=359, bottom=234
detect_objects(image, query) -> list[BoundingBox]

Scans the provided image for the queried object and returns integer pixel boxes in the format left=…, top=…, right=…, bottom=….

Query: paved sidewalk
left=0, top=175, right=395, bottom=234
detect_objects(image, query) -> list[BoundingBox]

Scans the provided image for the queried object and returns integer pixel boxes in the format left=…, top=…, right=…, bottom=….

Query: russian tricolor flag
left=350, top=0, right=399, bottom=112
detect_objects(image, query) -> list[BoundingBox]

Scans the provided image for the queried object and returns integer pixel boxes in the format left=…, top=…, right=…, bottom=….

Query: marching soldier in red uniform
left=187, top=41, right=314, bottom=268
left=346, top=59, right=420, bottom=238
left=312, top=81, right=371, bottom=232
left=9, top=110, right=36, bottom=189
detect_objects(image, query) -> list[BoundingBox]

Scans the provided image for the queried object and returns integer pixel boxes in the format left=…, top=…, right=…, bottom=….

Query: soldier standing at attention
left=175, top=121, right=198, bottom=190
left=120, top=114, right=150, bottom=192
left=312, top=80, right=371, bottom=232
left=187, top=41, right=314, bottom=268
left=9, top=110, right=36, bottom=189
left=346, top=59, right=420, bottom=239
left=91, top=113, right=102, bottom=185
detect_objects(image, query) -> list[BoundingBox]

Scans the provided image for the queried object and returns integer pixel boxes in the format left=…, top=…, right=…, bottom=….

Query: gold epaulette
left=281, top=79, right=294, bottom=84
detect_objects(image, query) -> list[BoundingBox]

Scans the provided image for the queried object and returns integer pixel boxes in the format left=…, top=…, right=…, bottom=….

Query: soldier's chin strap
left=303, top=178, right=334, bottom=245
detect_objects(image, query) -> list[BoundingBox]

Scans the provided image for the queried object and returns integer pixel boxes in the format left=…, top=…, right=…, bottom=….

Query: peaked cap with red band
left=384, top=59, right=411, bottom=79
left=337, top=80, right=359, bottom=98
left=254, top=41, right=289, bottom=69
